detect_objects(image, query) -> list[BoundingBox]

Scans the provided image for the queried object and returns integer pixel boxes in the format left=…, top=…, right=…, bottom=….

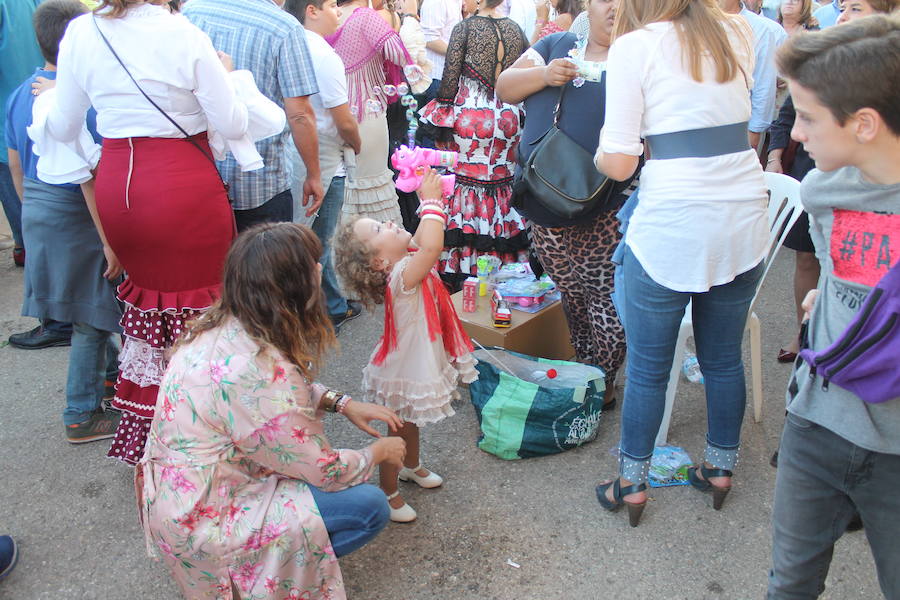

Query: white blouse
left=600, top=21, right=769, bottom=293
left=47, top=4, right=249, bottom=144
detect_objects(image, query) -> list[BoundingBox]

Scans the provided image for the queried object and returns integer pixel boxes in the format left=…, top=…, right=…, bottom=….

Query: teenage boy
left=283, top=0, right=364, bottom=331
left=768, top=15, right=900, bottom=599
left=7, top=0, right=121, bottom=442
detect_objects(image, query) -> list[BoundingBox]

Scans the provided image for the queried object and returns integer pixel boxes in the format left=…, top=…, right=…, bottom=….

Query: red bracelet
left=419, top=208, right=447, bottom=219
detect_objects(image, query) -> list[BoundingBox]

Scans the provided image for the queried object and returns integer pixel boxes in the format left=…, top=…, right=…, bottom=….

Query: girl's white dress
left=363, top=256, right=478, bottom=426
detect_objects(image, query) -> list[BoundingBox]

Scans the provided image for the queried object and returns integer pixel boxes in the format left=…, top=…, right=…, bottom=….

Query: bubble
left=372, top=85, right=382, bottom=95
left=405, top=108, right=415, bottom=121
left=408, top=99, right=418, bottom=111
left=404, top=65, right=422, bottom=82
left=366, top=98, right=382, bottom=114
left=400, top=96, right=412, bottom=106
left=397, top=83, right=409, bottom=96
left=383, top=84, right=397, bottom=97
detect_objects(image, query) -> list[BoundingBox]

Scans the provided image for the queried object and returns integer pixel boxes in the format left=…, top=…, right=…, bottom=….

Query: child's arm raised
left=402, top=168, right=446, bottom=290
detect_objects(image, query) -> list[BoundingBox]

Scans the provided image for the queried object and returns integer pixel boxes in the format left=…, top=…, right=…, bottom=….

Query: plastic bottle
left=682, top=352, right=705, bottom=384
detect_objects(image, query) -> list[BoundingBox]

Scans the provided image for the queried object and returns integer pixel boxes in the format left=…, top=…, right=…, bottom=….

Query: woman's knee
left=355, top=484, right=390, bottom=532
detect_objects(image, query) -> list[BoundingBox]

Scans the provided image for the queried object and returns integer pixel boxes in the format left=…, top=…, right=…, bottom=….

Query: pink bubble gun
left=391, top=145, right=458, bottom=198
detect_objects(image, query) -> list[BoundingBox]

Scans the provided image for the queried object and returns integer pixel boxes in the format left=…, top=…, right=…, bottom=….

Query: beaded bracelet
left=335, top=396, right=351, bottom=415
left=417, top=199, right=445, bottom=213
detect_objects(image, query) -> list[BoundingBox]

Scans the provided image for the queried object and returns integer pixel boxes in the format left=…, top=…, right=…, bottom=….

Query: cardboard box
left=451, top=291, right=575, bottom=360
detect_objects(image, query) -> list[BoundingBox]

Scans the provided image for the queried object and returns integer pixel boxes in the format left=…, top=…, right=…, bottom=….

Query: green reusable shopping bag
left=469, top=348, right=606, bottom=460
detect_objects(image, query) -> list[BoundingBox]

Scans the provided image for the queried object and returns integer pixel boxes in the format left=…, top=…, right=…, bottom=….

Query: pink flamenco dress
left=326, top=7, right=421, bottom=224
left=420, top=15, right=530, bottom=289
left=363, top=255, right=478, bottom=426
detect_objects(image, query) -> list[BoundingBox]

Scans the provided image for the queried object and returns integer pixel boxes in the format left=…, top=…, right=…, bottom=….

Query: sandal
left=595, top=479, right=647, bottom=527
left=688, top=464, right=733, bottom=510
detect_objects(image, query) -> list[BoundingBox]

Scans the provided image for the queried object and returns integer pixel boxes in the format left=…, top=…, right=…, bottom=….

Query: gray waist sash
left=645, top=121, right=750, bottom=160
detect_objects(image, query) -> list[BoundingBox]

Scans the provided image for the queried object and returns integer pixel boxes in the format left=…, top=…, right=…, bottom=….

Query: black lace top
left=436, top=16, right=528, bottom=102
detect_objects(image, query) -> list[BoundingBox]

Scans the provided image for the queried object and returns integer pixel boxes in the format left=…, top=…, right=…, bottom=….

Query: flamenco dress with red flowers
left=420, top=15, right=530, bottom=288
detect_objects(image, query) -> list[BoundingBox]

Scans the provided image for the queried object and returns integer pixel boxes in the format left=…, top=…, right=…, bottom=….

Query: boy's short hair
left=283, top=0, right=325, bottom=24
left=777, top=14, right=900, bottom=136
left=33, top=0, right=88, bottom=66
left=867, top=0, right=899, bottom=14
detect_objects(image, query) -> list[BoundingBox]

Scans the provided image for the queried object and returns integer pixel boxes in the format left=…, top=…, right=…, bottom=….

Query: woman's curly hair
left=178, top=223, right=336, bottom=380
left=332, top=218, right=389, bottom=310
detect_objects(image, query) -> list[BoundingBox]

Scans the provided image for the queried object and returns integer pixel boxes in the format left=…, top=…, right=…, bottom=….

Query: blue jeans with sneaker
left=768, top=413, right=900, bottom=599
left=617, top=244, right=764, bottom=484
left=63, top=322, right=119, bottom=426
left=0, top=162, right=23, bottom=247
left=312, top=176, right=349, bottom=317
left=308, top=483, right=390, bottom=557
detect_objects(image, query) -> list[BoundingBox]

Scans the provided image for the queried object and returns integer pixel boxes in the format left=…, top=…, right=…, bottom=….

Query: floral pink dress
left=137, top=320, right=375, bottom=600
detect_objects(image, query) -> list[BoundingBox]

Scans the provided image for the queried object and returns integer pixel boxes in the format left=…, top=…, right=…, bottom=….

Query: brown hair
left=33, top=0, right=87, bottom=65
left=612, top=0, right=749, bottom=83
left=777, top=0, right=816, bottom=28
left=332, top=218, right=389, bottom=310
left=778, top=14, right=900, bottom=136
left=868, top=0, right=900, bottom=13
left=179, top=223, right=336, bottom=380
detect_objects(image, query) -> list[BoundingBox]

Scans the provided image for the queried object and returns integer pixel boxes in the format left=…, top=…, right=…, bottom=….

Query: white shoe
left=398, top=464, right=443, bottom=489
left=386, top=491, right=417, bottom=522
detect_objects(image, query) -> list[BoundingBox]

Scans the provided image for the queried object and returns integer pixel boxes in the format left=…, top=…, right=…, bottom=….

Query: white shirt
left=507, top=0, right=537, bottom=40
left=420, top=0, right=462, bottom=80
left=600, top=21, right=769, bottom=293
left=303, top=29, right=349, bottom=143
left=47, top=4, right=249, bottom=143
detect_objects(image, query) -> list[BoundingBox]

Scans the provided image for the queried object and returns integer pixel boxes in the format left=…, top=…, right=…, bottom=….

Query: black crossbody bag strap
left=92, top=15, right=228, bottom=191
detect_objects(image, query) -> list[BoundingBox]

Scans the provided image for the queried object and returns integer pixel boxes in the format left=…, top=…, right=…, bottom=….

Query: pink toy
left=391, top=145, right=458, bottom=198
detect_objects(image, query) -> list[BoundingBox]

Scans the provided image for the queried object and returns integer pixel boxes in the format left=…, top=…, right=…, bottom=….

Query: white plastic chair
left=654, top=172, right=804, bottom=446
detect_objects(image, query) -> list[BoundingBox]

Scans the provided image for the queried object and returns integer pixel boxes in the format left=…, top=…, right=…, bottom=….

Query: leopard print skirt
left=531, top=210, right=626, bottom=383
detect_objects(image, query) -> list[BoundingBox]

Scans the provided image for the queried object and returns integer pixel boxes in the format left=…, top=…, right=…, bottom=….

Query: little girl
left=334, top=169, right=477, bottom=522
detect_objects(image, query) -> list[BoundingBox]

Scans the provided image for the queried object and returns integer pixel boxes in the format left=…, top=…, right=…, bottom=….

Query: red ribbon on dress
left=372, top=265, right=473, bottom=367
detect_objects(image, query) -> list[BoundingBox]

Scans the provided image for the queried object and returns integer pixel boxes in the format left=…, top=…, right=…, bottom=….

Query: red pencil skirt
left=94, top=134, right=235, bottom=464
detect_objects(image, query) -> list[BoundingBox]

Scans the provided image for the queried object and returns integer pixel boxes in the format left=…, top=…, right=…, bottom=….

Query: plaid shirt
left=183, top=0, right=318, bottom=210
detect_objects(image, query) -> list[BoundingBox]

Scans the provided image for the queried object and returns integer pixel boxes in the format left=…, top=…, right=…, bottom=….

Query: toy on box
left=496, top=274, right=558, bottom=308
left=462, top=277, right=478, bottom=313
left=476, top=256, right=501, bottom=296
left=391, top=145, right=458, bottom=198
left=491, top=290, right=511, bottom=328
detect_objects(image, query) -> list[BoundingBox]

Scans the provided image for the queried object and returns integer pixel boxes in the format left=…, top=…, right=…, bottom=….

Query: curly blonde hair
left=332, top=218, right=389, bottom=310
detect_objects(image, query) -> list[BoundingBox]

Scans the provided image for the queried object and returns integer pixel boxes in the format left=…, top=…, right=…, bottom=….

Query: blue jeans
left=308, top=483, right=389, bottom=558
left=312, top=176, right=348, bottom=316
left=64, top=322, right=119, bottom=426
left=617, top=245, right=764, bottom=483
left=233, top=189, right=293, bottom=232
left=768, top=414, right=900, bottom=599
left=0, top=162, right=23, bottom=247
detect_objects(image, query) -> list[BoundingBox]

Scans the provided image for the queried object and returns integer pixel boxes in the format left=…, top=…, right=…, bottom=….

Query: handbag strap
left=92, top=16, right=226, bottom=187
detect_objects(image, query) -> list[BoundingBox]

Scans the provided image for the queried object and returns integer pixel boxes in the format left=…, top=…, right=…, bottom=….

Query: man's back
left=0, top=0, right=43, bottom=163
left=182, top=0, right=318, bottom=210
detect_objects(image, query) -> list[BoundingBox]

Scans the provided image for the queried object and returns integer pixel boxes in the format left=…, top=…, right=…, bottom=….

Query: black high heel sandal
left=596, top=479, right=647, bottom=527
left=688, top=464, right=733, bottom=510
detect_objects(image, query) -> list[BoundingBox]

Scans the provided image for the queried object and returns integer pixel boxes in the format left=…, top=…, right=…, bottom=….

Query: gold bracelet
left=321, top=389, right=344, bottom=413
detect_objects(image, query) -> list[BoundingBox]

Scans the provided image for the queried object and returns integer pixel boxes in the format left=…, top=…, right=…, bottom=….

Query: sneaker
left=8, top=325, right=71, bottom=350
left=65, top=409, right=120, bottom=444
left=330, top=300, right=363, bottom=332
left=101, top=379, right=117, bottom=412
left=0, top=535, right=18, bottom=581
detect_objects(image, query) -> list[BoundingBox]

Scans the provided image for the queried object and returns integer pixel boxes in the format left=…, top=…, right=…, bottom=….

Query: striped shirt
left=183, top=0, right=318, bottom=210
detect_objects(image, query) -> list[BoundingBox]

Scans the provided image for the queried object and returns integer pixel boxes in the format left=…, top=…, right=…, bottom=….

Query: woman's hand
left=542, top=58, right=578, bottom=87
left=416, top=167, right=443, bottom=202
left=372, top=437, right=406, bottom=468
left=217, top=51, right=234, bottom=73
left=31, top=77, right=56, bottom=96
left=801, top=289, right=818, bottom=321
left=102, top=245, right=124, bottom=280
left=765, top=158, right=783, bottom=174
left=536, top=0, right=551, bottom=21
left=342, top=399, right=404, bottom=437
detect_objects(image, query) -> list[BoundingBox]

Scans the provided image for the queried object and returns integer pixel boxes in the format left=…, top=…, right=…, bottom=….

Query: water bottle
left=682, top=352, right=705, bottom=384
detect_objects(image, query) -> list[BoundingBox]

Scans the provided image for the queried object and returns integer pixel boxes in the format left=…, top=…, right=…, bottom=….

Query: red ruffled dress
left=99, top=134, right=235, bottom=464
left=419, top=15, right=530, bottom=287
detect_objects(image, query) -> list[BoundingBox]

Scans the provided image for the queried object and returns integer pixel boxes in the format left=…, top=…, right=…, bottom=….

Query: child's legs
left=105, top=335, right=120, bottom=383
left=768, top=414, right=857, bottom=599
left=64, top=323, right=114, bottom=425
left=379, top=421, right=421, bottom=496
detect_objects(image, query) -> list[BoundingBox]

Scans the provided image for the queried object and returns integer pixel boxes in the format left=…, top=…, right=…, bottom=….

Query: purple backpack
left=800, top=260, right=900, bottom=404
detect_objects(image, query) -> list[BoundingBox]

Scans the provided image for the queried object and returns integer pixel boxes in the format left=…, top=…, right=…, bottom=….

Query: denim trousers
left=64, top=322, right=119, bottom=426
left=308, top=483, right=390, bottom=558
left=768, top=413, right=900, bottom=599
left=312, top=176, right=349, bottom=317
left=233, top=189, right=293, bottom=233
left=0, top=162, right=23, bottom=247
left=617, top=245, right=764, bottom=483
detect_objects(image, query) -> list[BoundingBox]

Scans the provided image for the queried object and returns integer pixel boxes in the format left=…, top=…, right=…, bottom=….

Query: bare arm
left=425, top=39, right=448, bottom=55
left=329, top=103, right=362, bottom=154
left=404, top=170, right=445, bottom=289
left=495, top=53, right=576, bottom=105
left=80, top=178, right=123, bottom=280
left=7, top=150, right=24, bottom=203
left=284, top=95, right=324, bottom=216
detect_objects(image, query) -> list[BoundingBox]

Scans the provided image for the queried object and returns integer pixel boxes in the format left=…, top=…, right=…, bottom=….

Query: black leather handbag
left=519, top=85, right=615, bottom=219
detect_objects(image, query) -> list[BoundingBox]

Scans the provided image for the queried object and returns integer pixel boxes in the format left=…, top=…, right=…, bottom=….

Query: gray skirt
left=21, top=178, right=122, bottom=333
